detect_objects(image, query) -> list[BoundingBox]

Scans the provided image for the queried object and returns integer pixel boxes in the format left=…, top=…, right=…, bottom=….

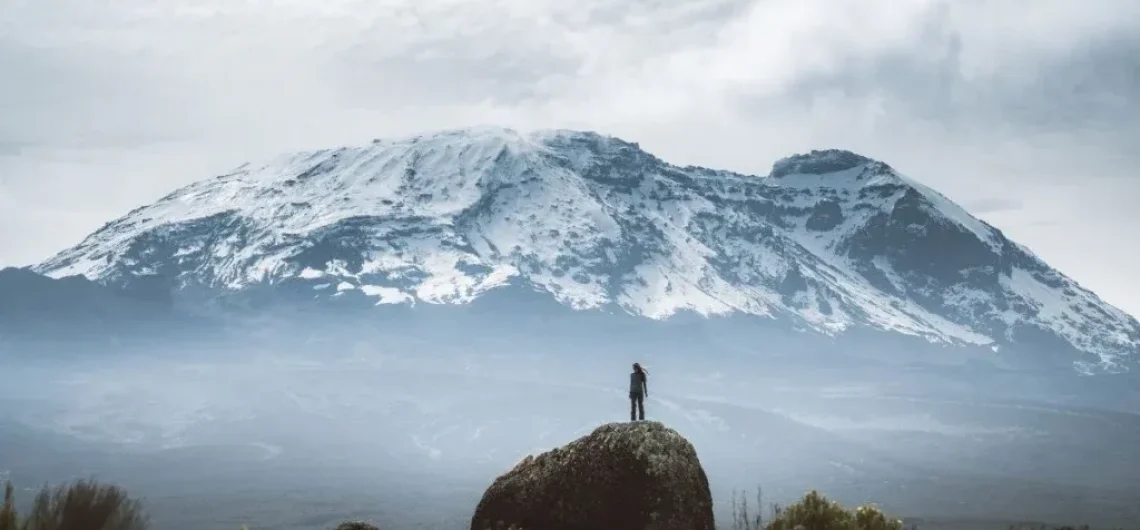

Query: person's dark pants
left=630, top=392, right=645, bottom=421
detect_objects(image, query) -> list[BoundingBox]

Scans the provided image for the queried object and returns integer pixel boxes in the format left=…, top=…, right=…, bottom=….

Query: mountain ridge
left=30, top=126, right=1140, bottom=374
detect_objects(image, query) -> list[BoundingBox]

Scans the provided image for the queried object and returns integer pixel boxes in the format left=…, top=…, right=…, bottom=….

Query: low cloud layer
left=2, top=0, right=1138, bottom=314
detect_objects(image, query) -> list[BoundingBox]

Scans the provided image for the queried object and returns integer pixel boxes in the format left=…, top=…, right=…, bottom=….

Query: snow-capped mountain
left=33, top=126, right=1140, bottom=373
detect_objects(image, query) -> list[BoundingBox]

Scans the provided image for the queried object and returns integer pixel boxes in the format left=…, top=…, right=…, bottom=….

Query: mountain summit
left=34, top=127, right=1140, bottom=373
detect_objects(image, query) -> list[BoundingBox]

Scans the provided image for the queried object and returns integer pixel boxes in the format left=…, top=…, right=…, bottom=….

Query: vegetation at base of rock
left=1, top=479, right=148, bottom=530
left=0, top=475, right=1129, bottom=530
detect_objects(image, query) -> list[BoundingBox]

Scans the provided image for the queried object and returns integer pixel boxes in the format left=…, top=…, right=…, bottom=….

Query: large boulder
left=470, top=421, right=715, bottom=530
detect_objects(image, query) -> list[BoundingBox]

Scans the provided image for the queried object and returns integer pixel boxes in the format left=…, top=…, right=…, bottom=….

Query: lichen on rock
left=470, top=421, right=715, bottom=530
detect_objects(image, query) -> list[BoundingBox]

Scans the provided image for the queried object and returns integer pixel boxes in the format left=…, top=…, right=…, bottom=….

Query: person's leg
left=630, top=395, right=636, bottom=421
left=637, top=394, right=645, bottom=420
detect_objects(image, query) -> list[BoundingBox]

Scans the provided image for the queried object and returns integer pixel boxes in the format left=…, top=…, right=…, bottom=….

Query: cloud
left=0, top=0, right=1138, bottom=314
left=963, top=198, right=1023, bottom=216
left=4, top=0, right=1137, bottom=149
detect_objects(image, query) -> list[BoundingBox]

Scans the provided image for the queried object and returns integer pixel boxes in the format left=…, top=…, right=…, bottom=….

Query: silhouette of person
left=629, top=362, right=648, bottom=421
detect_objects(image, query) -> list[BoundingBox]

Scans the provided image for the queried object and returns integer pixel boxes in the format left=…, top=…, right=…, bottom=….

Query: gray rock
left=470, top=421, right=715, bottom=530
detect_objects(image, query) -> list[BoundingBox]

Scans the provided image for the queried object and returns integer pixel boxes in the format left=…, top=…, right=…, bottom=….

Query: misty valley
left=2, top=313, right=1139, bottom=530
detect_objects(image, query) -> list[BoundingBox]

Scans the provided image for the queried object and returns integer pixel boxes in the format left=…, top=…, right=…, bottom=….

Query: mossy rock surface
left=470, top=421, right=715, bottom=530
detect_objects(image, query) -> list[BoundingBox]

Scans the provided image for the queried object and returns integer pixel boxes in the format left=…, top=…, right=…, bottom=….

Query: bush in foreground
left=767, top=490, right=903, bottom=530
left=2, top=483, right=19, bottom=530
left=732, top=489, right=904, bottom=530
left=0, top=479, right=148, bottom=530
left=730, top=488, right=1129, bottom=530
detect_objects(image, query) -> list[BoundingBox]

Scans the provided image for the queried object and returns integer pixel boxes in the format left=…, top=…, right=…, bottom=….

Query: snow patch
left=360, top=285, right=414, bottom=305
left=299, top=268, right=324, bottom=279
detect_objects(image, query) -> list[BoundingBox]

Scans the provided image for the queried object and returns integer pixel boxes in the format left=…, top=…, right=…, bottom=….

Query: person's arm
left=643, top=374, right=649, bottom=397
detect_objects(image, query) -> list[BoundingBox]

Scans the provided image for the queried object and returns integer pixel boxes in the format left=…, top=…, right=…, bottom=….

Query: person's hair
left=633, top=363, right=647, bottom=375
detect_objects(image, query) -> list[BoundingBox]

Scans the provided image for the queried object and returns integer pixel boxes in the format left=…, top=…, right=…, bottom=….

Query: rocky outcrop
left=469, top=421, right=715, bottom=530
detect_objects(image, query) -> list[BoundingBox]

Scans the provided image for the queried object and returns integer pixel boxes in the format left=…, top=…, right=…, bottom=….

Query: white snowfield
left=35, top=127, right=1140, bottom=372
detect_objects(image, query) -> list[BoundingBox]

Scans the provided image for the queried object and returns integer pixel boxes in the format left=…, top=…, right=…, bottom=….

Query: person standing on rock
left=629, top=362, right=649, bottom=421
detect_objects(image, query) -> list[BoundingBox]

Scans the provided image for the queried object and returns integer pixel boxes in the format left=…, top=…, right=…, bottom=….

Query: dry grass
left=730, top=485, right=765, bottom=530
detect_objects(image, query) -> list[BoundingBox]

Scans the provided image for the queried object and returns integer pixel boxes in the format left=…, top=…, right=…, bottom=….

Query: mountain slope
left=33, top=127, right=1140, bottom=373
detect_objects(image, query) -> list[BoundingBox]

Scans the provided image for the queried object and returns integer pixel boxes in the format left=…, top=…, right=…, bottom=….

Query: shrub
left=733, top=489, right=904, bottom=530
left=18, top=478, right=149, bottom=530
left=851, top=503, right=905, bottom=530
left=1, top=482, right=18, bottom=530
left=767, top=490, right=857, bottom=530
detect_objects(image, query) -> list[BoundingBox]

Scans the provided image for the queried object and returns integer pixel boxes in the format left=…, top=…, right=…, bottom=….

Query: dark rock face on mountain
left=0, top=267, right=217, bottom=354
left=0, top=267, right=171, bottom=334
left=26, top=127, right=1140, bottom=374
left=469, top=421, right=715, bottom=530
left=768, top=149, right=876, bottom=178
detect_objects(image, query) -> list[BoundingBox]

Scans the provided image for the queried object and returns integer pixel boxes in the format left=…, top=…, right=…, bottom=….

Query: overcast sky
left=1, top=0, right=1138, bottom=316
